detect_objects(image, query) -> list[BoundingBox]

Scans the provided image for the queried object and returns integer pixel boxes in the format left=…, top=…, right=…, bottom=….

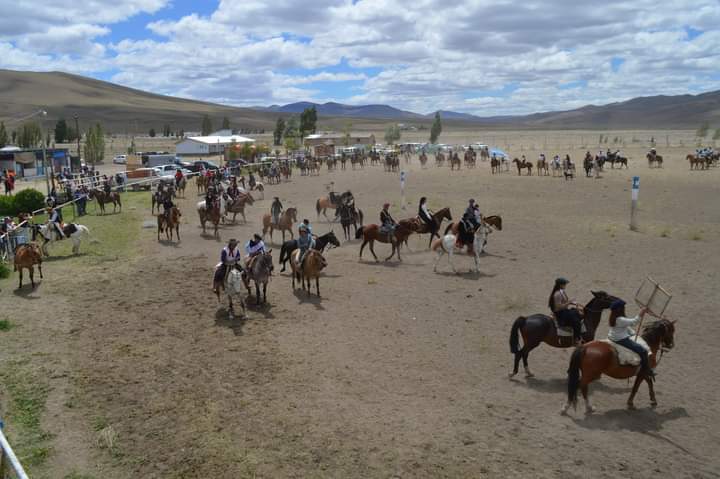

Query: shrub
left=0, top=195, right=14, bottom=215
left=13, top=188, right=45, bottom=215
left=0, top=262, right=10, bottom=279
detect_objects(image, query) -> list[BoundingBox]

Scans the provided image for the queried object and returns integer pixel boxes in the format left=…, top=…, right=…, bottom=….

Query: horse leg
left=369, top=241, right=379, bottom=262
left=581, top=383, right=594, bottom=414
left=72, top=237, right=80, bottom=254
left=316, top=276, right=320, bottom=297
left=263, top=282, right=267, bottom=304
left=626, top=374, right=644, bottom=409
left=255, top=282, right=261, bottom=305
left=359, top=240, right=367, bottom=260
left=433, top=250, right=444, bottom=272
left=17, top=267, right=23, bottom=289
left=38, top=262, right=43, bottom=279
left=646, top=376, right=657, bottom=407
left=448, top=249, right=457, bottom=274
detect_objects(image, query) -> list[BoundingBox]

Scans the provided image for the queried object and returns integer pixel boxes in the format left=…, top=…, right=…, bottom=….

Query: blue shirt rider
left=47, top=206, right=65, bottom=238
left=297, top=223, right=315, bottom=270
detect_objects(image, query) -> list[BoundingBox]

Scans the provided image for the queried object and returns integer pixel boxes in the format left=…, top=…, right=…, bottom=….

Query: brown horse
left=536, top=158, right=549, bottom=176
left=419, top=152, right=428, bottom=168
left=512, top=158, right=533, bottom=175
left=290, top=249, right=327, bottom=296
left=509, top=291, right=619, bottom=377
left=197, top=199, right=221, bottom=237
left=196, top=175, right=208, bottom=194
left=14, top=242, right=43, bottom=289
left=262, top=207, right=297, bottom=243
left=399, top=207, right=452, bottom=248
left=224, top=192, right=254, bottom=224
left=564, top=319, right=676, bottom=414
left=450, top=153, right=461, bottom=171
left=356, top=223, right=413, bottom=262
left=647, top=152, right=663, bottom=168
left=157, top=206, right=181, bottom=241
left=88, top=189, right=122, bottom=214
left=490, top=157, right=501, bottom=174
left=687, top=154, right=707, bottom=170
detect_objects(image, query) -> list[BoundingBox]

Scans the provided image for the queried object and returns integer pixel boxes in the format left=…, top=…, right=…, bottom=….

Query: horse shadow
left=513, top=376, right=629, bottom=395
left=214, top=307, right=247, bottom=336
left=199, top=232, right=223, bottom=242
left=12, top=285, right=43, bottom=299
left=434, top=270, right=496, bottom=280
left=293, top=289, right=325, bottom=310
left=245, top=299, right=275, bottom=319
left=158, top=239, right=182, bottom=248
left=41, top=253, right=87, bottom=263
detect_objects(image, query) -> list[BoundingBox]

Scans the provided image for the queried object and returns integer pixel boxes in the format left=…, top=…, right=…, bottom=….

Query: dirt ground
left=1, top=137, right=719, bottom=478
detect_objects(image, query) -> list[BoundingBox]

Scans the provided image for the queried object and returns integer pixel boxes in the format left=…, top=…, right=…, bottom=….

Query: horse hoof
left=650, top=401, right=658, bottom=408
left=626, top=403, right=636, bottom=410
left=508, top=372, right=517, bottom=378
left=525, top=371, right=534, bottom=378
left=585, top=406, right=595, bottom=414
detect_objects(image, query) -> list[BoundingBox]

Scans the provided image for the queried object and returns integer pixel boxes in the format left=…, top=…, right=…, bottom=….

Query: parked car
left=188, top=160, right=220, bottom=172
left=226, top=159, right=247, bottom=168
left=112, top=154, right=127, bottom=164
left=173, top=158, right=194, bottom=170
left=156, top=164, right=192, bottom=177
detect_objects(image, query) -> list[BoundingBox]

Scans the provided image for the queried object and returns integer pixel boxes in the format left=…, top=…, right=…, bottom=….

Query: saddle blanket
left=553, top=318, right=587, bottom=337
left=599, top=337, right=651, bottom=366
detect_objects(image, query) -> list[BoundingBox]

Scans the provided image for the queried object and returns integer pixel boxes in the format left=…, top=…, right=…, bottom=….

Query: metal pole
left=0, top=428, right=30, bottom=479
left=630, top=176, right=639, bottom=231
left=43, top=137, right=50, bottom=195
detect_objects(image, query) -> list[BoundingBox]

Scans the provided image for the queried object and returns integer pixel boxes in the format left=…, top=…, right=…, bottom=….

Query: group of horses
left=686, top=152, right=718, bottom=170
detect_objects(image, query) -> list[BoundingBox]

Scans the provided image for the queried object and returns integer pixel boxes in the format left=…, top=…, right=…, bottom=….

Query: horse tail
left=444, top=223, right=453, bottom=235
left=509, top=316, right=526, bottom=354
left=77, top=225, right=98, bottom=243
left=567, top=346, right=585, bottom=409
left=355, top=226, right=364, bottom=240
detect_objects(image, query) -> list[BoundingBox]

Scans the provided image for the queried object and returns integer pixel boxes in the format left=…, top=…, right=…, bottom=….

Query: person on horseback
left=248, top=172, right=256, bottom=190
left=205, top=185, right=217, bottom=210
left=174, top=168, right=183, bottom=187
left=214, top=238, right=242, bottom=292
left=162, top=195, right=174, bottom=222
left=380, top=203, right=397, bottom=244
left=271, top=197, right=283, bottom=225
left=607, top=300, right=654, bottom=378
left=418, top=197, right=436, bottom=232
left=244, top=233, right=266, bottom=268
left=103, top=178, right=112, bottom=195
left=465, top=199, right=481, bottom=227
left=549, top=277, right=584, bottom=345
left=297, top=223, right=315, bottom=271
left=46, top=206, right=65, bottom=239
left=226, top=177, right=240, bottom=200
left=456, top=210, right=475, bottom=249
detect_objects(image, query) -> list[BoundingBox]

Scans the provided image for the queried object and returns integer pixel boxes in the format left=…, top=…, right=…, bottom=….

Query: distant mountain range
left=1, top=69, right=718, bottom=130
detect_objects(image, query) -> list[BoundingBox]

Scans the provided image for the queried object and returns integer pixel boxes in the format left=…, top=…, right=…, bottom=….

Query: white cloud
left=0, top=0, right=719, bottom=115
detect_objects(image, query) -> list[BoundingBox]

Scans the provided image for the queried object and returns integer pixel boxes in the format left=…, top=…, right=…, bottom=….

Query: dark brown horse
left=508, top=291, right=619, bottom=377
left=14, top=242, right=43, bottom=289
left=399, top=207, right=452, bottom=248
left=512, top=158, right=533, bottom=175
left=564, top=319, right=676, bottom=414
left=157, top=206, right=181, bottom=241
left=88, top=189, right=122, bottom=214
left=356, top=223, right=413, bottom=262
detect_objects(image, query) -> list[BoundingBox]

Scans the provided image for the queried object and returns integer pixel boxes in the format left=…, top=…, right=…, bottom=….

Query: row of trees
left=272, top=106, right=318, bottom=149
left=696, top=122, right=720, bottom=140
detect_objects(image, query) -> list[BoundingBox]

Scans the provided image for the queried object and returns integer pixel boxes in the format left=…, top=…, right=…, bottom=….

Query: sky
left=1, top=0, right=719, bottom=116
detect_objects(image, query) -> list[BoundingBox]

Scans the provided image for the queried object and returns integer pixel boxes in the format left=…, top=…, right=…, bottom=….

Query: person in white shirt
left=607, top=300, right=654, bottom=377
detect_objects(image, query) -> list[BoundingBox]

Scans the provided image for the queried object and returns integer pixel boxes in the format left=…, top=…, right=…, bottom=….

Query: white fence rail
left=0, top=427, right=29, bottom=479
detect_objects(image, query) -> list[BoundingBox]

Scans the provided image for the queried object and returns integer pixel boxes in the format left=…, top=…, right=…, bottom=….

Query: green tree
left=201, top=115, right=213, bottom=136
left=84, top=123, right=105, bottom=166
left=149, top=128, right=156, bottom=138
left=11, top=130, right=17, bottom=144
left=429, top=112, right=442, bottom=144
left=342, top=121, right=352, bottom=146
left=162, top=124, right=172, bottom=137
left=299, top=106, right=317, bottom=139
left=384, top=125, right=401, bottom=145
left=283, top=116, right=299, bottom=140
left=696, top=122, right=709, bottom=138
left=45, top=131, right=51, bottom=148
left=273, top=117, right=286, bottom=146
left=17, top=121, right=43, bottom=148
left=54, top=118, right=68, bottom=143
left=222, top=116, right=230, bottom=130
left=0, top=122, right=7, bottom=148
left=14, top=188, right=45, bottom=214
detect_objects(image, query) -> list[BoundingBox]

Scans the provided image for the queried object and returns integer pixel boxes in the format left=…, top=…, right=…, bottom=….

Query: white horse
left=215, top=266, right=246, bottom=320
left=35, top=223, right=92, bottom=256
left=432, top=222, right=492, bottom=273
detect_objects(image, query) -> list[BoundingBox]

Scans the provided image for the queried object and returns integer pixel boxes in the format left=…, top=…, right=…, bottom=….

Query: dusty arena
left=1, top=140, right=719, bottom=478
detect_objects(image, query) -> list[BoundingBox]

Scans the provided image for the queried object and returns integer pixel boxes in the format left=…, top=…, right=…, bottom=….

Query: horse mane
left=642, top=319, right=673, bottom=343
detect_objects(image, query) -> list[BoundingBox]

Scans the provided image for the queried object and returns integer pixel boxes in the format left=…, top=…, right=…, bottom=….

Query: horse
left=647, top=152, right=663, bottom=168
left=242, top=251, right=273, bottom=305
left=490, top=157, right=501, bottom=174
left=175, top=176, right=187, bottom=197
left=32, top=222, right=91, bottom=256
left=687, top=154, right=707, bottom=170
left=316, top=191, right=353, bottom=221
left=196, top=175, right=208, bottom=194
left=398, top=207, right=452, bottom=249
left=279, top=231, right=340, bottom=272
left=13, top=242, right=43, bottom=289
left=290, top=249, right=327, bottom=297
left=583, top=156, right=594, bottom=177
left=536, top=158, right=549, bottom=176
left=512, top=158, right=533, bottom=175
left=338, top=203, right=364, bottom=241
left=450, top=153, right=461, bottom=171
left=564, top=319, right=676, bottom=414
left=157, top=206, right=181, bottom=241
left=88, top=189, right=122, bottom=214
left=215, top=266, right=245, bottom=320
left=606, top=152, right=628, bottom=169
left=443, top=215, right=502, bottom=252
left=262, top=207, right=297, bottom=243
left=197, top=198, right=223, bottom=237
left=224, top=192, right=254, bottom=224
left=435, top=152, right=445, bottom=167
left=551, top=158, right=563, bottom=177
left=419, top=152, right=428, bottom=168
left=356, top=223, right=413, bottom=262
left=431, top=222, right=491, bottom=273
left=508, top=291, right=619, bottom=378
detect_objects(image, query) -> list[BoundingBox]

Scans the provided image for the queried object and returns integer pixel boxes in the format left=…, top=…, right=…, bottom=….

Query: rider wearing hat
left=226, top=176, right=240, bottom=199
left=465, top=198, right=481, bottom=227
left=548, top=277, right=584, bottom=345
left=271, top=197, right=283, bottom=225
left=608, top=300, right=654, bottom=377
left=47, top=206, right=65, bottom=239
left=244, top=233, right=266, bottom=268
left=380, top=203, right=397, bottom=243
left=297, top=223, right=315, bottom=271
left=214, top=238, right=242, bottom=291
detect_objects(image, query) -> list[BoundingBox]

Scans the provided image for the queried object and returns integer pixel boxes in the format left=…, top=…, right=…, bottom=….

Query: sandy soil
left=2, top=139, right=719, bottom=478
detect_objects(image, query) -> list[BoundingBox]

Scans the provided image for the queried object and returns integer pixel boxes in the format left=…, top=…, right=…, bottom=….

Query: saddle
left=600, top=338, right=651, bottom=366
left=552, top=315, right=586, bottom=337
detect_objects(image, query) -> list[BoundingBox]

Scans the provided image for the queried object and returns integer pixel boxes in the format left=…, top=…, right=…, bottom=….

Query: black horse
left=338, top=203, right=364, bottom=241
left=508, top=291, right=619, bottom=378
left=279, top=231, right=340, bottom=272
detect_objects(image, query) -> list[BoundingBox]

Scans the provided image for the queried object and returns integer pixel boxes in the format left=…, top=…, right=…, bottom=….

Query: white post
left=0, top=427, right=30, bottom=479
left=630, top=176, right=639, bottom=231
left=400, top=171, right=406, bottom=210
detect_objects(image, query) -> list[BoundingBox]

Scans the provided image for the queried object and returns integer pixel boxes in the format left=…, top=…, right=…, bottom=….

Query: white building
left=175, top=134, right=255, bottom=156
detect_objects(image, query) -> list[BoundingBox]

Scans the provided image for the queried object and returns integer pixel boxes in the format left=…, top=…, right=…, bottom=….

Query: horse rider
left=103, top=178, right=112, bottom=195
left=226, top=177, right=240, bottom=200
left=174, top=168, right=183, bottom=187
left=205, top=184, right=218, bottom=210
left=465, top=198, right=481, bottom=227
left=301, top=218, right=313, bottom=237
left=418, top=197, right=436, bottom=232
left=46, top=206, right=65, bottom=239
left=548, top=277, right=584, bottom=345
left=244, top=233, right=266, bottom=269
left=607, top=300, right=654, bottom=378
left=297, top=223, right=315, bottom=271
left=162, top=194, right=175, bottom=222
left=248, top=172, right=256, bottom=190
left=271, top=197, right=283, bottom=225
left=456, top=210, right=475, bottom=249
left=214, top=238, right=242, bottom=292
left=380, top=202, right=398, bottom=245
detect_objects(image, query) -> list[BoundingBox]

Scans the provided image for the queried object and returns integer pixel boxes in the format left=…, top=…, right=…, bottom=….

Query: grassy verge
left=0, top=359, right=53, bottom=470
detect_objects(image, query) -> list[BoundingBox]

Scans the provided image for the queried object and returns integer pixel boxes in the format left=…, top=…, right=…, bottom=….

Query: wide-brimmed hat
left=610, top=300, right=626, bottom=311
left=228, top=238, right=238, bottom=245
left=556, top=277, right=569, bottom=285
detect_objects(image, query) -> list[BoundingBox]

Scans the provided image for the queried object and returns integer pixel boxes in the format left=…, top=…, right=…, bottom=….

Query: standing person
left=548, top=278, right=584, bottom=345
left=607, top=300, right=654, bottom=378
left=417, top=197, right=436, bottom=232
left=271, top=197, right=283, bottom=225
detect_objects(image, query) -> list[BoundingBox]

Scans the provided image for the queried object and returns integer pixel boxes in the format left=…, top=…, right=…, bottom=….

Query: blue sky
left=0, top=0, right=719, bottom=115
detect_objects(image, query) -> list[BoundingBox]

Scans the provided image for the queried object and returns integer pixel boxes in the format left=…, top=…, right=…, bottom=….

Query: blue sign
left=632, top=176, right=640, bottom=189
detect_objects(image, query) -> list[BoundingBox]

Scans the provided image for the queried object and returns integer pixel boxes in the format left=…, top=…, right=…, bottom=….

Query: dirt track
left=2, top=146, right=720, bottom=478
